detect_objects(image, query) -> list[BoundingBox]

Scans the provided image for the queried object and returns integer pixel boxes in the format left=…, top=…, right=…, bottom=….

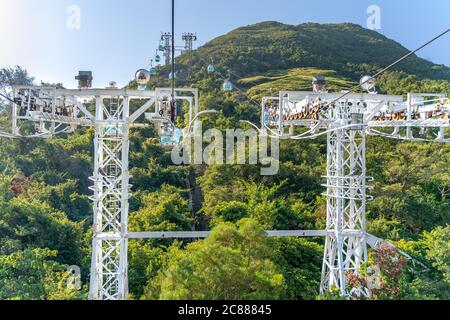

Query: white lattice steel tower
left=321, top=105, right=368, bottom=296
left=182, top=32, right=197, bottom=52
left=264, top=90, right=450, bottom=296
left=161, top=32, right=173, bottom=65
left=88, top=96, right=131, bottom=299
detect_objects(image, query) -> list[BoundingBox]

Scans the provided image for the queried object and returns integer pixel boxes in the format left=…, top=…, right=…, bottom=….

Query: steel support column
left=89, top=96, right=130, bottom=300
left=320, top=107, right=368, bottom=297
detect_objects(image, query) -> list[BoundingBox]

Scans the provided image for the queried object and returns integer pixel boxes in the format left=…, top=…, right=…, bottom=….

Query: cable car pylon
left=260, top=82, right=449, bottom=297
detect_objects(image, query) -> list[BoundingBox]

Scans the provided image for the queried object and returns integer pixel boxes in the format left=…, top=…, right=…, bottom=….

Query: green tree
left=396, top=226, right=450, bottom=300
left=0, top=66, right=34, bottom=111
left=0, top=197, right=84, bottom=265
left=0, top=248, right=85, bottom=300
left=211, top=201, right=249, bottom=224
left=274, top=238, right=323, bottom=300
left=129, top=184, right=193, bottom=233
left=31, top=180, right=91, bottom=223
left=423, top=227, right=450, bottom=285
left=128, top=242, right=169, bottom=299
left=142, top=219, right=284, bottom=300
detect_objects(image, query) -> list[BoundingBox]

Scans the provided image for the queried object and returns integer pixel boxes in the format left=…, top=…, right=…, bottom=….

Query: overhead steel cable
left=0, top=91, right=17, bottom=106
left=320, top=28, right=450, bottom=112
left=192, top=50, right=263, bottom=108
left=171, top=0, right=175, bottom=99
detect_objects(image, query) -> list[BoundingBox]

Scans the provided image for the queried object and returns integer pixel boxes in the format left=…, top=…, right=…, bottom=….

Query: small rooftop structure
left=75, top=71, right=93, bottom=89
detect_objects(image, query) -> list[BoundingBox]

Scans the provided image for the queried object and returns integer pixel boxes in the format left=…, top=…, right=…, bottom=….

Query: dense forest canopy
left=0, top=21, right=449, bottom=300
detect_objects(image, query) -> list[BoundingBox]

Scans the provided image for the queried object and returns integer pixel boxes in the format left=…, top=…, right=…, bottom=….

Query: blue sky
left=0, top=0, right=449, bottom=88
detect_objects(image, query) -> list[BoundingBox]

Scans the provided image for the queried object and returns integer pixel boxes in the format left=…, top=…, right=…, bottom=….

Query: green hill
left=182, top=21, right=449, bottom=80
left=146, top=21, right=450, bottom=101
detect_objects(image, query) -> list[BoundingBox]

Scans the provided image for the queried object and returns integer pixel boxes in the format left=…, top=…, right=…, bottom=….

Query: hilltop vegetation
left=154, top=22, right=450, bottom=100
left=178, top=21, right=450, bottom=82
left=0, top=22, right=449, bottom=300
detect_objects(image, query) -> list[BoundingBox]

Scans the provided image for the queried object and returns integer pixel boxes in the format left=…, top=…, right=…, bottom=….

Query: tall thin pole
left=171, top=0, right=175, bottom=98
left=170, top=0, right=176, bottom=123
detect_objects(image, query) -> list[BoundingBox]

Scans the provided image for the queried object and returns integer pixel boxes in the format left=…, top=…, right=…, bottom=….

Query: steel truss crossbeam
left=127, top=230, right=327, bottom=239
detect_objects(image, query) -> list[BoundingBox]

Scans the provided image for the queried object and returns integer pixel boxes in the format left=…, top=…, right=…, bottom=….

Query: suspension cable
left=320, top=28, right=450, bottom=112
left=0, top=92, right=16, bottom=106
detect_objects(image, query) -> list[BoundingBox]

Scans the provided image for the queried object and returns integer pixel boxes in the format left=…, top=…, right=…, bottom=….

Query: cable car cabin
left=155, top=55, right=161, bottom=63
left=159, top=45, right=165, bottom=51
left=223, top=81, right=233, bottom=92
left=144, top=88, right=201, bottom=148
left=159, top=125, right=182, bottom=146
left=207, top=65, right=215, bottom=73
left=135, top=69, right=150, bottom=84
left=149, top=67, right=157, bottom=76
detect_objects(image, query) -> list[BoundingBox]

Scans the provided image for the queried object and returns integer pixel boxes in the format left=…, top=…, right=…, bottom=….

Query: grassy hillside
left=240, top=67, right=355, bottom=99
